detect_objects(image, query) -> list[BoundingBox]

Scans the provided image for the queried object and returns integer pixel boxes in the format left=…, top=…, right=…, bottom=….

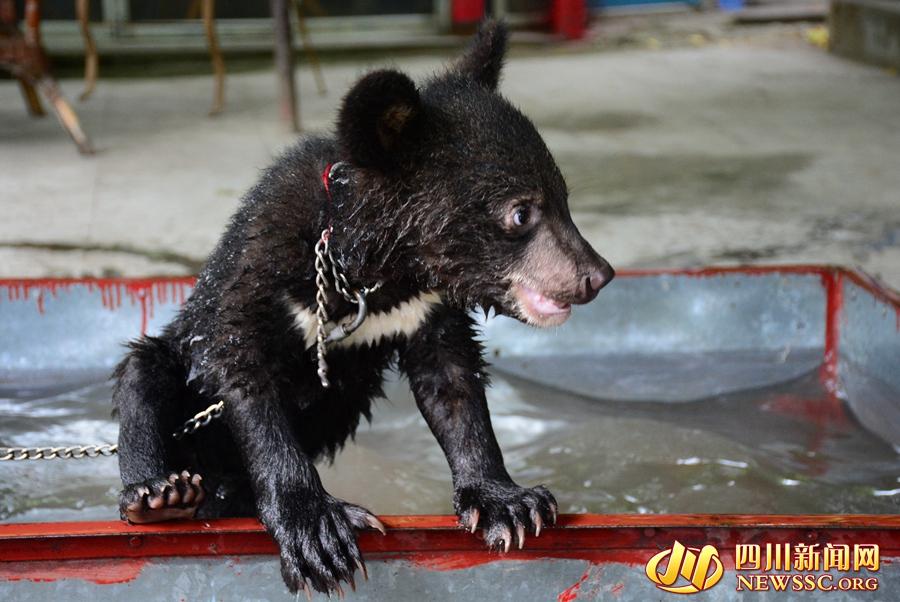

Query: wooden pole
left=270, top=0, right=299, bottom=131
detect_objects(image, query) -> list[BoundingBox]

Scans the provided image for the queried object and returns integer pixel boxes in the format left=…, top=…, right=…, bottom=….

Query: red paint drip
left=558, top=566, right=591, bottom=602
left=0, top=278, right=194, bottom=336
left=762, top=393, right=845, bottom=474
left=765, top=393, right=846, bottom=425
left=610, top=581, right=624, bottom=596
left=0, top=558, right=146, bottom=585
left=819, top=271, right=843, bottom=402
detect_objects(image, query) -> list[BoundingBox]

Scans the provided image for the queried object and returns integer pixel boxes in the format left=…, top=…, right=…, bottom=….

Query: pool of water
left=1, top=362, right=898, bottom=523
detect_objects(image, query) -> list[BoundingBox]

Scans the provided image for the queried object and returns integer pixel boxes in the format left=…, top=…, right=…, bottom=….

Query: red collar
left=320, top=164, right=334, bottom=242
left=322, top=163, right=333, bottom=197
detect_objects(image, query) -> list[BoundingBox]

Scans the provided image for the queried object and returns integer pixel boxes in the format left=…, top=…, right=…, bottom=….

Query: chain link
left=315, top=230, right=333, bottom=388
left=172, top=400, right=225, bottom=440
left=0, top=444, right=118, bottom=461
left=329, top=246, right=356, bottom=303
left=1, top=398, right=227, bottom=461
left=313, top=229, right=381, bottom=388
left=326, top=240, right=381, bottom=302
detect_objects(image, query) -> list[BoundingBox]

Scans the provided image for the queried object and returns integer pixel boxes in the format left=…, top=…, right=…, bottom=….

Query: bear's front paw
left=276, top=495, right=385, bottom=597
left=454, top=480, right=558, bottom=552
left=119, top=471, right=205, bottom=523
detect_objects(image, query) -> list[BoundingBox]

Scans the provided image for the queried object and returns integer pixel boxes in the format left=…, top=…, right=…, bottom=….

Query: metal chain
left=313, top=229, right=381, bottom=388
left=329, top=245, right=356, bottom=303
left=315, top=230, right=333, bottom=388
left=1, top=398, right=227, bottom=461
left=0, top=444, right=118, bottom=461
left=326, top=242, right=381, bottom=302
left=172, top=400, right=225, bottom=440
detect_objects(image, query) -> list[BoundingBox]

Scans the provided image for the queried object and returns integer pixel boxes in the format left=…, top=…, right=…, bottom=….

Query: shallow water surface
left=1, top=365, right=898, bottom=523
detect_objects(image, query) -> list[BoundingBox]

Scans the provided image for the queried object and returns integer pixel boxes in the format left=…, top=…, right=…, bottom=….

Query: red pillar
left=451, top=0, right=485, bottom=28
left=550, top=0, right=587, bottom=40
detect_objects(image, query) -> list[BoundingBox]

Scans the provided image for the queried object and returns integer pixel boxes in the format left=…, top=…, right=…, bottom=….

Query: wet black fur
left=113, top=21, right=604, bottom=595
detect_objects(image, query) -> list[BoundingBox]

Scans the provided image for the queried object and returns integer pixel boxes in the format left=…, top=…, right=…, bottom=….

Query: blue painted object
left=591, top=0, right=701, bottom=8
left=718, top=0, right=744, bottom=10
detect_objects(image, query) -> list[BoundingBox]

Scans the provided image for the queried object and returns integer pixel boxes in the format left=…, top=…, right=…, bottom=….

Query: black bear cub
left=114, top=21, right=613, bottom=596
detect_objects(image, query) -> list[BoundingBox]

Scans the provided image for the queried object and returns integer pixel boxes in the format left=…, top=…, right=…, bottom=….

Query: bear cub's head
left=332, top=21, right=613, bottom=328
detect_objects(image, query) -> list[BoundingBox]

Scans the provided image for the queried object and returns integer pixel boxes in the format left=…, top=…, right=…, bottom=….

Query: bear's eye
left=513, top=206, right=530, bottom=227
left=503, top=199, right=541, bottom=236
left=506, top=203, right=539, bottom=234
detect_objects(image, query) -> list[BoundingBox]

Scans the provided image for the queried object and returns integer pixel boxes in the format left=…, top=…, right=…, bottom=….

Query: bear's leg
left=401, top=306, right=558, bottom=552
left=113, top=337, right=205, bottom=523
left=222, top=385, right=382, bottom=596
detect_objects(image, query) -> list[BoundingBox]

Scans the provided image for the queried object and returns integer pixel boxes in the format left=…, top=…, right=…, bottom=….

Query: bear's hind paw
left=120, top=471, right=205, bottom=523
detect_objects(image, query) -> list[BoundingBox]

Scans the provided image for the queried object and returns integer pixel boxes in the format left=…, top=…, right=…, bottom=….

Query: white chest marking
left=288, top=292, right=442, bottom=349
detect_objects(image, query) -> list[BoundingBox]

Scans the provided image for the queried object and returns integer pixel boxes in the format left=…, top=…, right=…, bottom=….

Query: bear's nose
left=578, top=263, right=615, bottom=304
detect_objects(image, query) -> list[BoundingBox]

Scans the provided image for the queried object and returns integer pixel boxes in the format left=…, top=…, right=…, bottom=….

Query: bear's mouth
left=511, top=283, right=572, bottom=327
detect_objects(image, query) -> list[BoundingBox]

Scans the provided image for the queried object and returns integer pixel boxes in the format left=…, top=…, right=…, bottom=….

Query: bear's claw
left=276, top=495, right=383, bottom=596
left=120, top=471, right=206, bottom=523
left=455, top=480, right=557, bottom=552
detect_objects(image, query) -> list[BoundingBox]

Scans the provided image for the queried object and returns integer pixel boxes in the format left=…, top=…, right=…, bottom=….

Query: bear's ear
left=455, top=20, right=508, bottom=90
left=336, top=69, right=421, bottom=170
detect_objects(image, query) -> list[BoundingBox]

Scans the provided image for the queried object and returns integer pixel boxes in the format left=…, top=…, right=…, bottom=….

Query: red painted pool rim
left=2, top=515, right=900, bottom=564
left=1, top=264, right=897, bottom=306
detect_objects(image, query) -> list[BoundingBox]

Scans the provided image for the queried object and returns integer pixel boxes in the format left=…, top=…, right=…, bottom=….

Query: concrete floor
left=2, top=30, right=899, bottom=289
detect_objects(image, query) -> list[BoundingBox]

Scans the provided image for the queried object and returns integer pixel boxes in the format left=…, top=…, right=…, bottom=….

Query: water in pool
left=1, top=364, right=898, bottom=523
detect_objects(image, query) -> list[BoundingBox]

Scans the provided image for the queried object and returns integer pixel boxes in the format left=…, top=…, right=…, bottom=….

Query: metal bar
left=100, top=0, right=129, bottom=35
left=2, top=515, right=899, bottom=563
left=270, top=0, right=299, bottom=132
left=293, top=0, right=327, bottom=96
left=615, top=265, right=836, bottom=277
left=76, top=0, right=98, bottom=101
left=843, top=268, right=900, bottom=307
left=433, top=0, right=451, bottom=33
left=1, top=267, right=897, bottom=311
left=201, top=0, right=225, bottom=115
left=494, top=0, right=509, bottom=19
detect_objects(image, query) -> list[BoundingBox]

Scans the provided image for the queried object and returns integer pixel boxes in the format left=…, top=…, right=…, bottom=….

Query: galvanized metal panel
left=838, top=277, right=900, bottom=447
left=0, top=280, right=191, bottom=381
left=840, top=277, right=900, bottom=394
left=481, top=271, right=827, bottom=402
left=481, top=271, right=827, bottom=357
